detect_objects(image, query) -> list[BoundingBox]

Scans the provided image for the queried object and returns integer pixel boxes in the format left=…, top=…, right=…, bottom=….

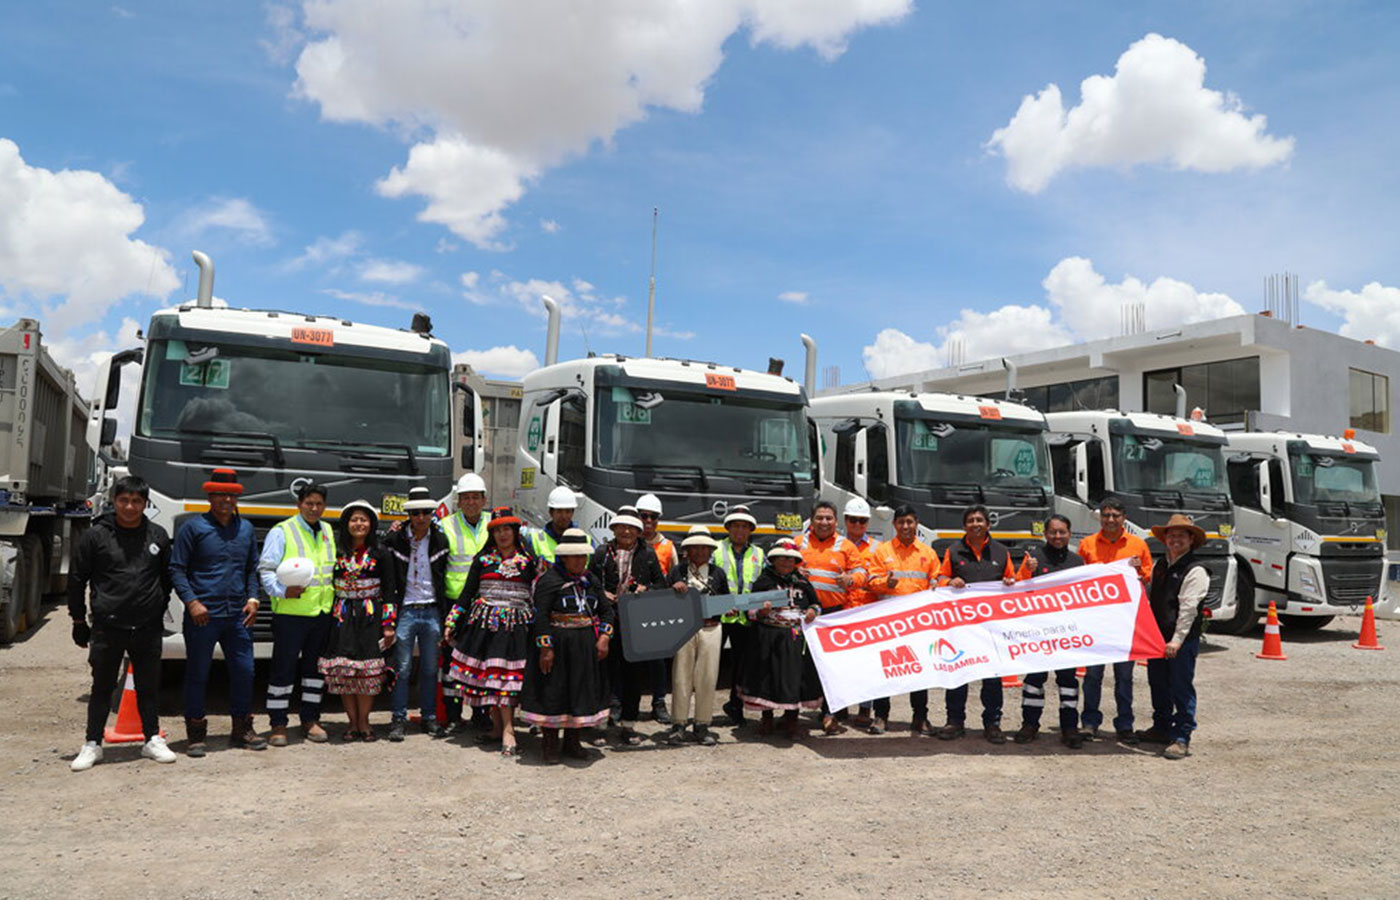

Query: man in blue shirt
left=170, top=469, right=266, bottom=755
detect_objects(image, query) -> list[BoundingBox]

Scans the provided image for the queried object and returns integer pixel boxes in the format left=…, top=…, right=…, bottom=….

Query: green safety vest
left=271, top=516, right=336, bottom=616
left=527, top=526, right=593, bottom=563
left=442, top=512, right=491, bottom=600
left=715, top=539, right=765, bottom=624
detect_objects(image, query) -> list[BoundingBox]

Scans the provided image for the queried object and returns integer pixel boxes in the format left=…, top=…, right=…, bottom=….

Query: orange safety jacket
left=1076, top=531, right=1154, bottom=581
left=797, top=532, right=864, bottom=611
left=870, top=538, right=941, bottom=596
left=842, top=534, right=883, bottom=607
left=937, top=534, right=1020, bottom=586
left=648, top=534, right=677, bottom=577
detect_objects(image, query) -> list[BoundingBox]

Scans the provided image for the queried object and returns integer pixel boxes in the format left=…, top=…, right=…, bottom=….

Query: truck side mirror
left=1073, top=442, right=1089, bottom=505
left=1257, top=460, right=1272, bottom=515
left=853, top=429, right=869, bottom=498
left=100, top=417, right=117, bottom=447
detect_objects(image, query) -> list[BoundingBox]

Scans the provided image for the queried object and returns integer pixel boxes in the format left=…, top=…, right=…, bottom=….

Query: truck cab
left=1046, top=410, right=1238, bottom=618
left=811, top=391, right=1052, bottom=554
left=513, top=355, right=815, bottom=543
left=1219, top=430, right=1385, bottom=632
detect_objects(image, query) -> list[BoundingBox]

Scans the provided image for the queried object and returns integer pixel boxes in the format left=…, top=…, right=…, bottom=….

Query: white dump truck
left=1218, top=429, right=1386, bottom=632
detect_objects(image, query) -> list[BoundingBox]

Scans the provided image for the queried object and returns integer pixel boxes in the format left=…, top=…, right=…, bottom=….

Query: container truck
left=0, top=319, right=93, bottom=643
left=1218, top=429, right=1385, bottom=633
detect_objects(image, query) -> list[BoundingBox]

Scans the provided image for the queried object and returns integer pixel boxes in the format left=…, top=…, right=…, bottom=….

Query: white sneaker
left=71, top=742, right=103, bottom=772
left=141, top=735, right=177, bottom=764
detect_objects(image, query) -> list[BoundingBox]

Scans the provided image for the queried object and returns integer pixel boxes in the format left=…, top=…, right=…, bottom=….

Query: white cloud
left=988, top=33, right=1294, bottom=193
left=176, top=197, right=275, bottom=247
left=434, top=236, right=459, bottom=254
left=460, top=271, right=480, bottom=290
left=862, top=257, right=1246, bottom=378
left=540, top=219, right=561, bottom=234
left=261, top=4, right=304, bottom=65
left=1043, top=256, right=1245, bottom=341
left=321, top=287, right=416, bottom=311
left=358, top=258, right=424, bottom=284
left=778, top=290, right=809, bottom=304
left=292, top=0, right=910, bottom=246
left=0, top=138, right=178, bottom=327
left=453, top=345, right=540, bottom=378
left=1305, top=280, right=1400, bottom=348
left=281, top=230, right=363, bottom=271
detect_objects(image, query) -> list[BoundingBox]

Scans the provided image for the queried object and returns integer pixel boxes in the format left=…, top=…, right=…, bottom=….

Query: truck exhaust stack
left=542, top=295, right=561, bottom=366
left=192, top=250, right=214, bottom=308
left=800, top=333, right=817, bottom=396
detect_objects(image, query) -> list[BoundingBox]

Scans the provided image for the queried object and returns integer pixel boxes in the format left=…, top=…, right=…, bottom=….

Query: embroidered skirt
left=447, top=598, right=533, bottom=706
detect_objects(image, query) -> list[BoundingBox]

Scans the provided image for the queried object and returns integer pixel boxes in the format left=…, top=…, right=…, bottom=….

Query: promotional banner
left=802, top=561, right=1165, bottom=710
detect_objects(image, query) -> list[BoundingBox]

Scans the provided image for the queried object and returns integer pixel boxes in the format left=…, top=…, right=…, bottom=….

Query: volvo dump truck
left=1046, top=409, right=1238, bottom=618
left=811, top=390, right=1052, bottom=554
left=88, top=252, right=455, bottom=657
left=0, top=320, right=93, bottom=643
left=512, top=299, right=815, bottom=543
left=1218, top=429, right=1385, bottom=633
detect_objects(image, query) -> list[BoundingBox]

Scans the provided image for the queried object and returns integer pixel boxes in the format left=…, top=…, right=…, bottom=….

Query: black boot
left=541, top=728, right=561, bottom=764
left=561, top=729, right=590, bottom=760
left=185, top=717, right=207, bottom=758
left=230, top=715, right=268, bottom=751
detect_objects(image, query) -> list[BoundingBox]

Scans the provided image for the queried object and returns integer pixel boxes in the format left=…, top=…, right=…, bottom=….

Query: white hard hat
left=275, top=557, right=315, bottom=589
left=844, top=497, right=872, bottom=518
left=636, top=494, right=663, bottom=515
left=456, top=473, right=486, bottom=495
left=547, top=486, right=578, bottom=509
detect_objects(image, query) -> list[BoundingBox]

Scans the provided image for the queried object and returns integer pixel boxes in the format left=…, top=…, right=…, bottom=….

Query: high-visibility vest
left=715, top=539, right=764, bottom=624
left=527, top=526, right=592, bottom=562
left=649, top=534, right=677, bottom=575
left=442, top=512, right=490, bottom=600
left=271, top=516, right=336, bottom=616
left=798, top=532, right=859, bottom=610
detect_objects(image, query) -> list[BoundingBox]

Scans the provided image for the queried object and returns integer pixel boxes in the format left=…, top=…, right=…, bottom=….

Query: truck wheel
left=0, top=547, right=19, bottom=643
left=20, top=537, right=43, bottom=628
left=1279, top=614, right=1333, bottom=631
left=1213, top=565, right=1260, bottom=635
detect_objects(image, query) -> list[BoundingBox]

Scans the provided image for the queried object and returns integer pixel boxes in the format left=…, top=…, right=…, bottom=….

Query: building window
left=988, top=376, right=1118, bottom=413
left=1144, top=357, right=1260, bottom=425
left=1349, top=369, right=1390, bottom=434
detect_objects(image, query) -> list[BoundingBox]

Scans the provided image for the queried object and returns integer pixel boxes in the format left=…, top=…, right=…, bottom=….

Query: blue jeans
left=1146, top=637, right=1199, bottom=745
left=183, top=612, right=255, bottom=718
left=1081, top=660, right=1135, bottom=732
left=945, top=678, right=1003, bottom=727
left=392, top=606, right=441, bottom=722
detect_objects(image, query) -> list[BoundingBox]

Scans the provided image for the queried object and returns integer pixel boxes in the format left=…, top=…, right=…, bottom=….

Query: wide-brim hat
left=610, top=514, right=644, bottom=532
left=403, top=486, right=437, bottom=512
left=681, top=525, right=718, bottom=550
left=767, top=539, right=803, bottom=560
left=1150, top=514, right=1207, bottom=549
left=723, top=506, right=758, bottom=528
left=554, top=528, right=593, bottom=557
left=202, top=468, right=244, bottom=495
left=339, top=499, right=380, bottom=532
left=488, top=506, right=522, bottom=529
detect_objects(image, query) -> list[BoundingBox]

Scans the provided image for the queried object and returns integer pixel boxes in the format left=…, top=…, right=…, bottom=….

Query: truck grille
left=1320, top=559, right=1382, bottom=606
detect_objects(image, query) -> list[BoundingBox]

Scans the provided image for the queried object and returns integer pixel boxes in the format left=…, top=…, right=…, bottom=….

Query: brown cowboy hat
left=1150, top=514, right=1207, bottom=549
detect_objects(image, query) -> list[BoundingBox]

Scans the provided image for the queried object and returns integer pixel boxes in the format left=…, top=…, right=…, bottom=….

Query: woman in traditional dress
left=519, top=529, right=615, bottom=764
left=737, top=538, right=822, bottom=739
left=318, top=500, right=398, bottom=741
left=444, top=507, right=537, bottom=758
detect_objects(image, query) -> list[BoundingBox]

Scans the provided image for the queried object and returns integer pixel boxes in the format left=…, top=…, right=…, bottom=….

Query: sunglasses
left=409, top=510, right=432, bottom=517
left=638, top=512, right=659, bottom=520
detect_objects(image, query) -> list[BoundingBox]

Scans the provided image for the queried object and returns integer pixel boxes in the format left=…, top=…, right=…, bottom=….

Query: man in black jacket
left=590, top=512, right=667, bottom=743
left=383, top=486, right=451, bottom=740
left=67, top=475, right=176, bottom=770
left=1013, top=515, right=1086, bottom=749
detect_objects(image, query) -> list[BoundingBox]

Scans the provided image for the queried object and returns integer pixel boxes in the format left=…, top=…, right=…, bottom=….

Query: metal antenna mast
left=645, top=207, right=658, bottom=358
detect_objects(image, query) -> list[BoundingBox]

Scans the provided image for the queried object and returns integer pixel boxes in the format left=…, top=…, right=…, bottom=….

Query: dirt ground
left=2, top=602, right=1397, bottom=900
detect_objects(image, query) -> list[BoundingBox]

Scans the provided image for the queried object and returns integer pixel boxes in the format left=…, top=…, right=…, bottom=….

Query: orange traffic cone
left=1256, top=600, right=1288, bottom=661
left=1001, top=674, right=1023, bottom=688
left=1075, top=667, right=1086, bottom=677
left=1352, top=596, right=1386, bottom=651
left=103, top=662, right=164, bottom=743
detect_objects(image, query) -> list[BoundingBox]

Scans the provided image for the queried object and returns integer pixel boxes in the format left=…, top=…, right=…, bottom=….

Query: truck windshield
left=1112, top=433, right=1226, bottom=495
left=894, top=417, right=1051, bottom=489
left=136, top=339, right=451, bottom=455
left=594, top=386, right=810, bottom=477
left=1290, top=453, right=1381, bottom=505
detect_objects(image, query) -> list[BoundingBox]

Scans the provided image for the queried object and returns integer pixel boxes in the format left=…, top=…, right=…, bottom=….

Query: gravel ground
left=2, top=602, right=1397, bottom=900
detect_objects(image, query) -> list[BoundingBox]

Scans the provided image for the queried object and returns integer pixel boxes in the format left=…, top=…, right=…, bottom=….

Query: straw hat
left=554, top=528, right=593, bottom=557
left=681, top=525, right=718, bottom=550
left=1149, top=514, right=1207, bottom=549
left=767, top=538, right=804, bottom=560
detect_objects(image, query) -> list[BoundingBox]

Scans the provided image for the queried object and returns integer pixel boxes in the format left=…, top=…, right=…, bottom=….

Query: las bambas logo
left=880, top=639, right=990, bottom=679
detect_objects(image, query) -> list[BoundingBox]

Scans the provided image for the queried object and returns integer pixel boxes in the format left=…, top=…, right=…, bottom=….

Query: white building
left=838, top=312, right=1400, bottom=553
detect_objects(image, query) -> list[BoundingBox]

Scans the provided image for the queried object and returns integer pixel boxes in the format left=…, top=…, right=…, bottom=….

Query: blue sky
left=2, top=1, right=1398, bottom=391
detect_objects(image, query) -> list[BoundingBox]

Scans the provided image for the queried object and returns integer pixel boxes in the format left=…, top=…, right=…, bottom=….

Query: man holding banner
left=1014, top=515, right=1086, bottom=749
left=936, top=506, right=1021, bottom=743
left=866, top=505, right=939, bottom=736
left=1142, top=515, right=1210, bottom=759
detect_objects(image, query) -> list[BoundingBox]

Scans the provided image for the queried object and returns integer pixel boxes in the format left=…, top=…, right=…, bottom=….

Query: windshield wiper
left=921, top=481, right=986, bottom=501
left=180, top=429, right=285, bottom=467
left=624, top=463, right=709, bottom=491
left=300, top=439, right=419, bottom=475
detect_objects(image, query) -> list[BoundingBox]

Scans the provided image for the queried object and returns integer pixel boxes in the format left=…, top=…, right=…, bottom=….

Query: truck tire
left=20, top=537, right=43, bottom=628
left=1213, top=564, right=1260, bottom=635
left=1279, top=614, right=1333, bottom=631
left=0, top=547, right=20, bottom=643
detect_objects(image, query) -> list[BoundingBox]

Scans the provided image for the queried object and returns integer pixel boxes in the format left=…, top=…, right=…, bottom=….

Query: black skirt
left=737, top=621, right=823, bottom=712
left=446, top=600, right=532, bottom=707
left=519, top=627, right=611, bottom=728
left=318, top=600, right=391, bottom=695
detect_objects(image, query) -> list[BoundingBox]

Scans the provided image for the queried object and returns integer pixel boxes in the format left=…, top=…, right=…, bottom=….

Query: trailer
left=0, top=319, right=93, bottom=643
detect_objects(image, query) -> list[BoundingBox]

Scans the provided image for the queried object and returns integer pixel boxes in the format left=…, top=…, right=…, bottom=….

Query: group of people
left=66, top=470, right=1207, bottom=770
